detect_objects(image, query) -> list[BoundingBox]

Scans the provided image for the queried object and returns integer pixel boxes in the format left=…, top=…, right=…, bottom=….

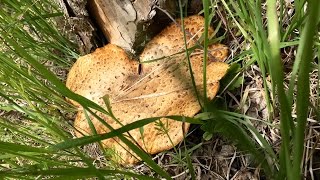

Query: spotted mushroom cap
left=66, top=15, right=229, bottom=165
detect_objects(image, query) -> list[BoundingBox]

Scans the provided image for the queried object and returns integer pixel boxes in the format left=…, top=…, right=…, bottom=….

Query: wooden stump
left=87, top=0, right=177, bottom=54
left=57, top=0, right=205, bottom=55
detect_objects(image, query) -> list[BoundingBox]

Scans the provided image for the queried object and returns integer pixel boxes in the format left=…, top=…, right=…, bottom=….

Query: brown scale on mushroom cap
left=66, top=15, right=229, bottom=165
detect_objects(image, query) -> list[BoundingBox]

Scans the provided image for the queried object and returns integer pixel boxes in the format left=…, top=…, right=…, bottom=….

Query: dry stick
left=304, top=127, right=311, bottom=179
left=227, top=151, right=237, bottom=180
left=306, top=127, right=319, bottom=180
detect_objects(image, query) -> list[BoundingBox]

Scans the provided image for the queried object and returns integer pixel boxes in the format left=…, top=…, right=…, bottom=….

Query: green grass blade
left=0, top=141, right=53, bottom=153
left=318, top=46, right=320, bottom=119
left=292, top=1, right=320, bottom=179
left=83, top=108, right=172, bottom=179
left=0, top=167, right=158, bottom=180
left=0, top=29, right=106, bottom=113
left=178, top=0, right=203, bottom=110
left=52, top=115, right=202, bottom=150
left=51, top=117, right=161, bottom=150
left=0, top=119, right=51, bottom=145
left=201, top=0, right=210, bottom=110
left=266, top=0, right=293, bottom=178
left=200, top=110, right=273, bottom=178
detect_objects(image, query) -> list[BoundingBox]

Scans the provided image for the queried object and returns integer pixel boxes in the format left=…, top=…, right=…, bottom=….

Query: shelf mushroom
left=66, top=15, right=229, bottom=164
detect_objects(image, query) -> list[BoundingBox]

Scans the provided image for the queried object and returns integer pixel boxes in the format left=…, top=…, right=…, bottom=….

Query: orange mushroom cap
left=66, top=15, right=229, bottom=165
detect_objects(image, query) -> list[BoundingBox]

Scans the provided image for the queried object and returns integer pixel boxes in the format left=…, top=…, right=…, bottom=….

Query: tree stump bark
left=55, top=0, right=99, bottom=55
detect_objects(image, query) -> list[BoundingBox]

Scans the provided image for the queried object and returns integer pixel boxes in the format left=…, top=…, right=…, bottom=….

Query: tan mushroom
left=66, top=15, right=229, bottom=165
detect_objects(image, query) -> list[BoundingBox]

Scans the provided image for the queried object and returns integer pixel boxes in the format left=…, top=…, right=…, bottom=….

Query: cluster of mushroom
left=66, top=15, right=229, bottom=164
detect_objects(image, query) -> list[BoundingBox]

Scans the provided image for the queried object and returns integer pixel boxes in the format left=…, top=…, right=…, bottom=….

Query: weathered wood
left=87, top=0, right=177, bottom=54
left=55, top=0, right=205, bottom=55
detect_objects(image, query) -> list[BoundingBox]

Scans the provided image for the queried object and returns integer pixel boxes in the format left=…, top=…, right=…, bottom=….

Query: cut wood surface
left=55, top=0, right=203, bottom=55
left=87, top=0, right=176, bottom=54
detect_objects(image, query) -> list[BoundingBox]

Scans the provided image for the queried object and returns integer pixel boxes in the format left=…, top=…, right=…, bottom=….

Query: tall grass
left=267, top=0, right=320, bottom=179
left=291, top=1, right=320, bottom=179
left=0, top=0, right=319, bottom=179
left=0, top=1, right=168, bottom=179
left=220, top=0, right=320, bottom=179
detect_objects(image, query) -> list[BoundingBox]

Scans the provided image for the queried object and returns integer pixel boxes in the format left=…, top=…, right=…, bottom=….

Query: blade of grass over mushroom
left=267, top=0, right=293, bottom=178
left=140, top=45, right=201, bottom=64
left=52, top=115, right=202, bottom=150
left=82, top=108, right=172, bottom=179
left=201, top=0, right=210, bottom=109
left=83, top=109, right=110, bottom=158
left=178, top=0, right=202, bottom=110
left=102, top=95, right=125, bottom=126
left=292, top=1, right=320, bottom=178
